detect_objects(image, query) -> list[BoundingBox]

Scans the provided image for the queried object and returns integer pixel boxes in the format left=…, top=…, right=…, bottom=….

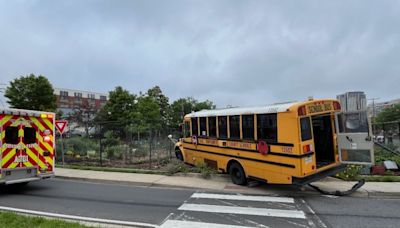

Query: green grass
left=58, top=164, right=167, bottom=175
left=358, top=175, right=400, bottom=182
left=0, top=211, right=91, bottom=228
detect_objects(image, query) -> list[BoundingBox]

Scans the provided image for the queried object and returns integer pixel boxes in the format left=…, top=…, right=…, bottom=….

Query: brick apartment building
left=54, top=88, right=108, bottom=117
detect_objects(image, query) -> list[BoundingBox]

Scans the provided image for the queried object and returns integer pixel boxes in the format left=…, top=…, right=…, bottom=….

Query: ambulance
left=0, top=108, right=55, bottom=185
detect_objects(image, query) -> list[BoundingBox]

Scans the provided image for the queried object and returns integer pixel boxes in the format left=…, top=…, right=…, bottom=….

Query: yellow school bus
left=175, top=99, right=373, bottom=185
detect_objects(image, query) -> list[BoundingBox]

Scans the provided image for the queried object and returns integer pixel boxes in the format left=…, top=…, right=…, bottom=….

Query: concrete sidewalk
left=55, top=168, right=400, bottom=197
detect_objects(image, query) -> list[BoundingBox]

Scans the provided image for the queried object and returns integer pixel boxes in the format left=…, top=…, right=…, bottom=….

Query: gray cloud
left=0, top=0, right=399, bottom=107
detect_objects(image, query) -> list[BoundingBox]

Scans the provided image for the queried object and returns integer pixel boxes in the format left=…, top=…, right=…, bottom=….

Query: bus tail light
left=298, top=106, right=306, bottom=116
left=303, top=144, right=312, bottom=153
left=333, top=101, right=341, bottom=110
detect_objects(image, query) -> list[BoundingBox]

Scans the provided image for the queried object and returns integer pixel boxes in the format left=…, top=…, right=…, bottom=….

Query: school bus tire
left=175, top=148, right=184, bottom=161
left=228, top=161, right=247, bottom=185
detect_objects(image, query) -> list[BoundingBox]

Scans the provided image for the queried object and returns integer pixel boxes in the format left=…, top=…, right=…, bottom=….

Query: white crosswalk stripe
left=178, top=203, right=306, bottom=219
left=159, top=220, right=255, bottom=228
left=191, top=192, right=295, bottom=203
left=159, top=192, right=310, bottom=228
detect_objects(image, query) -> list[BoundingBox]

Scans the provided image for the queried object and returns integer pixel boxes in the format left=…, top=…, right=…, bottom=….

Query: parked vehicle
left=0, top=108, right=55, bottom=185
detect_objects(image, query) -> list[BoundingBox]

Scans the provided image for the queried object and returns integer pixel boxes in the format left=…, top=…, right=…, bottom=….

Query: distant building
left=337, top=91, right=367, bottom=112
left=54, top=88, right=108, bottom=117
left=369, top=98, right=400, bottom=116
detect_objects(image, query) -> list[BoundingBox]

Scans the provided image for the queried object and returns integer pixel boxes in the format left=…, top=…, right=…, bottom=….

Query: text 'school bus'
left=175, top=99, right=374, bottom=185
left=0, top=108, right=55, bottom=185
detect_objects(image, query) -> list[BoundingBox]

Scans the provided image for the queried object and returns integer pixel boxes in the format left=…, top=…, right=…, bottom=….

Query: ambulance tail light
left=40, top=114, right=54, bottom=119
left=298, top=106, right=306, bottom=116
left=44, top=136, right=51, bottom=142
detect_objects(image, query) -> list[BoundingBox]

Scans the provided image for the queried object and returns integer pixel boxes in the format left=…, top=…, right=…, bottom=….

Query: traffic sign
left=55, top=120, right=68, bottom=134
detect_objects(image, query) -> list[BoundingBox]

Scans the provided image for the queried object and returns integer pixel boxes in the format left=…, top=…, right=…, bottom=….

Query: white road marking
left=191, top=193, right=295, bottom=203
left=178, top=203, right=306, bottom=219
left=159, top=220, right=254, bottom=228
left=300, top=199, right=328, bottom=228
left=0, top=206, right=157, bottom=227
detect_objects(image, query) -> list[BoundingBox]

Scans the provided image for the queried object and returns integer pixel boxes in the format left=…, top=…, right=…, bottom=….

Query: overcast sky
left=0, top=0, right=399, bottom=108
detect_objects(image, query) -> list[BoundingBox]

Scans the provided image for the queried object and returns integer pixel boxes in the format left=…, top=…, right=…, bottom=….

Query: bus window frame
left=229, top=115, right=240, bottom=140
left=300, top=117, right=312, bottom=141
left=199, top=117, right=207, bottom=137
left=257, top=113, right=278, bottom=143
left=242, top=114, right=254, bottom=141
left=218, top=116, right=228, bottom=139
left=191, top=117, right=198, bottom=136
left=208, top=116, right=217, bottom=138
left=184, top=121, right=190, bottom=138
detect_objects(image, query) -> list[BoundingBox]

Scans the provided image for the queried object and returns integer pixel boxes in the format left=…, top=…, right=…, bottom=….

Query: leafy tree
left=194, top=100, right=216, bottom=111
left=147, top=86, right=170, bottom=128
left=376, top=104, right=400, bottom=123
left=5, top=74, right=56, bottom=111
left=97, top=86, right=137, bottom=123
left=67, top=104, right=97, bottom=137
left=136, top=95, right=161, bottom=132
left=96, top=86, right=137, bottom=138
left=169, top=97, right=215, bottom=128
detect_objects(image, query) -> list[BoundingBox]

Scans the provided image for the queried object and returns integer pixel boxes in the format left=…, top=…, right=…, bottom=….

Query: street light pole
left=368, top=97, right=380, bottom=134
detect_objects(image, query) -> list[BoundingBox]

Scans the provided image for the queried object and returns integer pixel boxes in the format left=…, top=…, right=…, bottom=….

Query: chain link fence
left=55, top=120, right=181, bottom=170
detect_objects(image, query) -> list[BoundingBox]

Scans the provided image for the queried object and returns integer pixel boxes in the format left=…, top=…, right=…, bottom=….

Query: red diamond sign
left=55, top=120, right=68, bottom=134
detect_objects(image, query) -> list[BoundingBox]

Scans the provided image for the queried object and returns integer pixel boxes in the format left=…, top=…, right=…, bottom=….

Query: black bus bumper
left=292, top=164, right=347, bottom=185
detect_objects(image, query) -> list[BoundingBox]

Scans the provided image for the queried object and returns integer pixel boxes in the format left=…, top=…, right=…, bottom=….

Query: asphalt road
left=304, top=195, right=400, bottom=228
left=1, top=178, right=400, bottom=228
left=0, top=178, right=194, bottom=225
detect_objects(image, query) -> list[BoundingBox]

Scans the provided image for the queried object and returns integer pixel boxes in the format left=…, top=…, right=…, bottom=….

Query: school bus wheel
left=175, top=148, right=184, bottom=161
left=228, top=161, right=247, bottom=185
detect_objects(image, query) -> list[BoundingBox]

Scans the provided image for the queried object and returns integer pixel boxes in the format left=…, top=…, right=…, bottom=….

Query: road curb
left=55, top=176, right=154, bottom=188
left=55, top=175, right=400, bottom=198
left=55, top=176, right=222, bottom=191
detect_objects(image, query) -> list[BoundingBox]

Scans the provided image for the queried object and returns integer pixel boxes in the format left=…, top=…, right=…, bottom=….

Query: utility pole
left=368, top=97, right=380, bottom=134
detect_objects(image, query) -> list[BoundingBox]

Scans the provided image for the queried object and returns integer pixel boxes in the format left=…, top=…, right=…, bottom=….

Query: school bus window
left=191, top=117, right=198, bottom=136
left=218, top=116, right=227, bottom=139
left=184, top=121, right=190, bottom=138
left=242, top=115, right=254, bottom=140
left=200, top=117, right=207, bottom=136
left=24, top=127, right=37, bottom=144
left=301, top=117, right=312, bottom=141
left=257, top=114, right=277, bottom=142
left=208, top=117, right=217, bottom=137
left=5, top=126, right=19, bottom=144
left=229, top=115, right=240, bottom=139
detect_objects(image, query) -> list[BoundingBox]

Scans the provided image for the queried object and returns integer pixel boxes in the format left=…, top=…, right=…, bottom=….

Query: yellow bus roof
left=185, top=99, right=338, bottom=118
left=185, top=101, right=297, bottom=118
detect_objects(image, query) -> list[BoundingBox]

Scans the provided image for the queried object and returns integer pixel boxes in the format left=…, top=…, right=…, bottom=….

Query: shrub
left=105, top=145, right=125, bottom=159
left=58, top=137, right=98, bottom=156
left=165, top=160, right=189, bottom=175
left=193, top=162, right=217, bottom=179
left=133, top=143, right=149, bottom=157
left=335, top=165, right=362, bottom=181
left=374, top=146, right=400, bottom=166
left=102, top=131, right=120, bottom=147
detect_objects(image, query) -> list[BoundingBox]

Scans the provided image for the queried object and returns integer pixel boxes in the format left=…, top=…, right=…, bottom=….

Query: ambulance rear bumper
left=0, top=167, right=54, bottom=185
